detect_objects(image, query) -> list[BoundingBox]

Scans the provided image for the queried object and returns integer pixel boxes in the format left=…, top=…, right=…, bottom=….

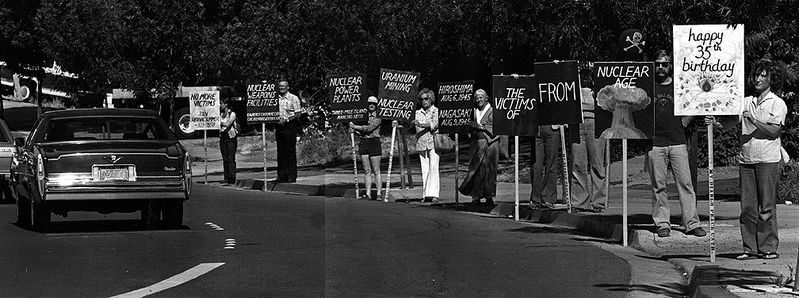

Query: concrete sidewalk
left=192, top=153, right=799, bottom=297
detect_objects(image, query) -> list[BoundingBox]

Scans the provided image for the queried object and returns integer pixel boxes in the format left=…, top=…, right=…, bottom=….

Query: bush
left=778, top=161, right=799, bottom=204
left=296, top=125, right=352, bottom=166
left=696, top=124, right=741, bottom=167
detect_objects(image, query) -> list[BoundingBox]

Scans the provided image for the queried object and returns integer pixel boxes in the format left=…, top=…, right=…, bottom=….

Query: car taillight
left=184, top=152, right=192, bottom=195
left=36, top=153, right=46, bottom=197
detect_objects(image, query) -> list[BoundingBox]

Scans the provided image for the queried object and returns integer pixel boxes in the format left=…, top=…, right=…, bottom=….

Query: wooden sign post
left=377, top=69, right=421, bottom=202
left=246, top=81, right=280, bottom=191
left=189, top=90, right=221, bottom=185
left=674, top=24, right=744, bottom=261
left=492, top=74, right=537, bottom=220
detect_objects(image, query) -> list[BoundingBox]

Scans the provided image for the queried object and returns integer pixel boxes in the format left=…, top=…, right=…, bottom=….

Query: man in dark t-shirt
left=648, top=50, right=705, bottom=238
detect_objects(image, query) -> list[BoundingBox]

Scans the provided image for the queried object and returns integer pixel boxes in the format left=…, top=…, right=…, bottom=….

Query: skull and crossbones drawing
left=624, top=32, right=646, bottom=53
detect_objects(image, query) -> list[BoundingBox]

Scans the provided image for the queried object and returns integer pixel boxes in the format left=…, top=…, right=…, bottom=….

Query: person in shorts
left=350, top=96, right=383, bottom=200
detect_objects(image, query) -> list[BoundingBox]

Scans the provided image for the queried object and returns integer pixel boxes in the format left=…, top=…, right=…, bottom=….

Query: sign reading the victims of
left=534, top=61, right=582, bottom=125
left=189, top=90, right=220, bottom=130
left=377, top=68, right=420, bottom=122
left=327, top=73, right=367, bottom=123
left=492, top=75, right=537, bottom=136
left=437, top=80, right=474, bottom=134
left=673, top=24, right=744, bottom=115
left=592, top=62, right=655, bottom=139
left=246, top=81, right=280, bottom=124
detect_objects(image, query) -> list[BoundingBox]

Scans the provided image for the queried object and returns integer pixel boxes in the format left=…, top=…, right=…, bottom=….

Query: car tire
left=172, top=108, right=196, bottom=139
left=162, top=200, right=184, bottom=228
left=140, top=200, right=160, bottom=230
left=16, top=193, right=31, bottom=227
left=31, top=200, right=50, bottom=232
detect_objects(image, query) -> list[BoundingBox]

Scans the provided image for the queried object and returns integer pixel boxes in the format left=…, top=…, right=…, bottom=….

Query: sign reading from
left=592, top=62, right=655, bottom=139
left=492, top=75, right=537, bottom=136
left=246, top=81, right=280, bottom=123
left=534, top=61, right=582, bottom=125
left=377, top=68, right=420, bottom=122
left=673, top=24, right=744, bottom=115
left=327, top=73, right=367, bottom=123
left=437, top=80, right=475, bottom=133
left=189, top=90, right=220, bottom=130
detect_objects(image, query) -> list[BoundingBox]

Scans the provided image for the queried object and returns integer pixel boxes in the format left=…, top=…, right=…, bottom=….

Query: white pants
left=419, top=148, right=440, bottom=198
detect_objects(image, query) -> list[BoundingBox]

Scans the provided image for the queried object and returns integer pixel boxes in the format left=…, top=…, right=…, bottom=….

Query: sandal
left=736, top=253, right=760, bottom=260
left=358, top=194, right=371, bottom=200
left=763, top=252, right=779, bottom=259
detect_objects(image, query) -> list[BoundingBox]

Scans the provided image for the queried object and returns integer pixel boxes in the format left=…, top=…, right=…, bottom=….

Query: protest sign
left=327, top=73, right=367, bottom=123
left=246, top=81, right=280, bottom=123
left=673, top=24, right=744, bottom=116
left=592, top=62, right=655, bottom=139
left=377, top=68, right=420, bottom=122
left=189, top=90, right=220, bottom=130
left=492, top=75, right=537, bottom=136
left=437, top=80, right=474, bottom=134
left=534, top=61, right=582, bottom=125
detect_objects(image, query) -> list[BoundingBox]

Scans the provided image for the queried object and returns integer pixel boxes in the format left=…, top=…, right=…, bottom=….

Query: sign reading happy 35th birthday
left=673, top=24, right=744, bottom=116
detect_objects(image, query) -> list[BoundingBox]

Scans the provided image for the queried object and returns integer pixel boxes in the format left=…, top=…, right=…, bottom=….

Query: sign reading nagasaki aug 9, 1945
left=534, top=61, right=582, bottom=125
left=327, top=73, right=367, bottom=123
left=246, top=81, right=280, bottom=124
left=673, top=24, right=744, bottom=116
left=377, top=68, right=420, bottom=122
left=492, top=75, right=537, bottom=136
left=437, top=80, right=474, bottom=134
left=189, top=90, right=220, bottom=130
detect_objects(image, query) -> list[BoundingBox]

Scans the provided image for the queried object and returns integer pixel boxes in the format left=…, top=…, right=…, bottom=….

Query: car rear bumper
left=45, top=190, right=186, bottom=201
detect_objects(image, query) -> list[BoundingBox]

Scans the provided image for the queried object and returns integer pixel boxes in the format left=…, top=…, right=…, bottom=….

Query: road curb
left=687, top=265, right=737, bottom=298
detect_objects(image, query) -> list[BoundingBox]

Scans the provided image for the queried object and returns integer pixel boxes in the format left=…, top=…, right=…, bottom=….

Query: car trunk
left=39, top=141, right=183, bottom=177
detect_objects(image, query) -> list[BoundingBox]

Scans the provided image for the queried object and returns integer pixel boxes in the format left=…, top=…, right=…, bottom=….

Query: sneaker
left=656, top=228, right=670, bottom=237
left=686, top=227, right=707, bottom=237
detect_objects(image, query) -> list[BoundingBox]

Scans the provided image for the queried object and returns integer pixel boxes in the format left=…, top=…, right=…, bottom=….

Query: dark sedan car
left=12, top=108, right=191, bottom=231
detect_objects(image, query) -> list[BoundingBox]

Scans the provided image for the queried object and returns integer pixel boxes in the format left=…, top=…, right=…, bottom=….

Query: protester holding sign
left=459, top=89, right=499, bottom=206
left=350, top=96, right=383, bottom=200
left=709, top=59, right=787, bottom=260
left=219, top=98, right=238, bottom=185
left=570, top=67, right=607, bottom=213
left=276, top=79, right=303, bottom=183
left=413, top=88, right=440, bottom=202
left=648, top=50, right=705, bottom=238
left=529, top=125, right=560, bottom=209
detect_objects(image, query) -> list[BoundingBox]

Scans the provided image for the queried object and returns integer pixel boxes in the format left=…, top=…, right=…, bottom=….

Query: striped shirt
left=739, top=91, right=787, bottom=164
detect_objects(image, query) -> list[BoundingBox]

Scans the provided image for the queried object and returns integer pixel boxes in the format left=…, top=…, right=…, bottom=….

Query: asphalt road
left=0, top=184, right=684, bottom=297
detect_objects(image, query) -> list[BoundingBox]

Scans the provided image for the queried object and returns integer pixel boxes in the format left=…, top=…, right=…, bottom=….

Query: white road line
left=110, top=262, right=225, bottom=298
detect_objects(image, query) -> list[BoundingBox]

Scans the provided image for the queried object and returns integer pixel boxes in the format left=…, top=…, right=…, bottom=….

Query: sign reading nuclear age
left=377, top=68, right=421, bottom=122
left=327, top=73, right=367, bottom=123
left=492, top=75, right=537, bottom=136
left=592, top=62, right=655, bottom=139
left=437, top=80, right=474, bottom=133
left=189, top=90, right=220, bottom=130
left=246, top=81, right=280, bottom=123
left=534, top=61, right=582, bottom=125
left=673, top=24, right=744, bottom=115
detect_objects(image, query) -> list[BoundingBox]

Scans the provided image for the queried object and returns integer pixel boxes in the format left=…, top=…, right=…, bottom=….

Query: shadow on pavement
left=594, top=282, right=686, bottom=298
left=13, top=220, right=189, bottom=234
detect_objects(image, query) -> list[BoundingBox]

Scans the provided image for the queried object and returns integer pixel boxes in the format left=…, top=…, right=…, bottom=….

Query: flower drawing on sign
left=596, top=85, right=650, bottom=139
left=676, top=71, right=737, bottom=113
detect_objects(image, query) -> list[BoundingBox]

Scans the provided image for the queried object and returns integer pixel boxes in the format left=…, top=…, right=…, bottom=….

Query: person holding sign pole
left=648, top=50, right=705, bottom=238
left=570, top=67, right=608, bottom=213
left=413, top=88, right=440, bottom=202
left=219, top=98, right=239, bottom=185
left=529, top=125, right=561, bottom=209
left=276, top=79, right=302, bottom=183
left=708, top=59, right=787, bottom=260
left=350, top=96, right=383, bottom=200
left=459, top=89, right=499, bottom=206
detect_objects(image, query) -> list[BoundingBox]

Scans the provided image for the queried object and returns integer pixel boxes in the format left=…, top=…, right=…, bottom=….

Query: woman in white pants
left=413, top=88, right=440, bottom=202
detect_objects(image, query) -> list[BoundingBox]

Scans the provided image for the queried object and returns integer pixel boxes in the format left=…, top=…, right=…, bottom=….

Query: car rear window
left=43, top=117, right=171, bottom=141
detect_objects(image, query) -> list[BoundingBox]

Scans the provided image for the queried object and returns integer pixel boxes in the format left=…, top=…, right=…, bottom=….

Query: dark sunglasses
left=655, top=62, right=671, bottom=67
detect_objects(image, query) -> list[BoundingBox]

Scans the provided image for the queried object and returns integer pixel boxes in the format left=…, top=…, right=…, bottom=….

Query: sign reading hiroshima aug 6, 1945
left=377, top=68, right=420, bottom=122
left=189, top=90, right=220, bottom=130
left=673, top=24, right=744, bottom=116
left=492, top=75, right=537, bottom=136
left=246, top=81, right=280, bottom=124
left=327, top=73, right=367, bottom=123
left=437, top=80, right=474, bottom=134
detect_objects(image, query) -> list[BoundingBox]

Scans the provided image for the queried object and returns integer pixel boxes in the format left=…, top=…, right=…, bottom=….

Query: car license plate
left=94, top=165, right=134, bottom=181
